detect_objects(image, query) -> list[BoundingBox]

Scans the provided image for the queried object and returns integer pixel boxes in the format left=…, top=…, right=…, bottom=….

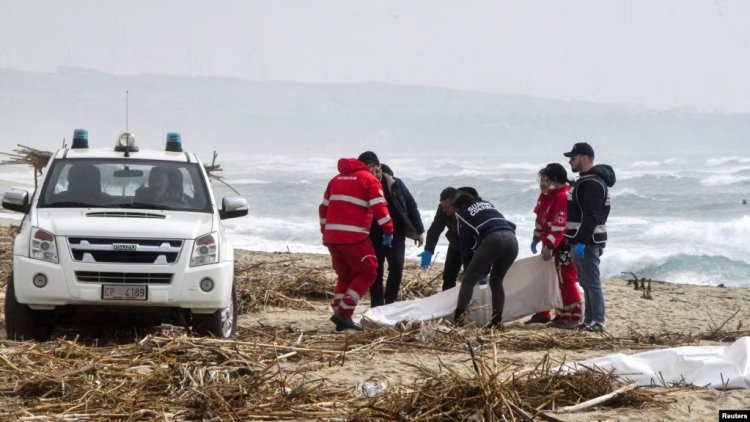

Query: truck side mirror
left=2, top=189, right=31, bottom=214
left=219, top=196, right=248, bottom=220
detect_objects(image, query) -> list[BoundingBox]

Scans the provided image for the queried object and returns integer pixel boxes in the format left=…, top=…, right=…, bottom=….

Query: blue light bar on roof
left=166, top=132, right=183, bottom=152
left=71, top=129, right=89, bottom=149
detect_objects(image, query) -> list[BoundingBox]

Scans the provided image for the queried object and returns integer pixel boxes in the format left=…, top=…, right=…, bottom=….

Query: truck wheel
left=191, top=285, right=237, bottom=339
left=4, top=275, right=54, bottom=341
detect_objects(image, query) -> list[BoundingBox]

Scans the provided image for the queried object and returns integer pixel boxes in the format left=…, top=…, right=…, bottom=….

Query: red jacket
left=533, top=191, right=552, bottom=242
left=537, top=185, right=569, bottom=250
left=319, top=158, right=394, bottom=245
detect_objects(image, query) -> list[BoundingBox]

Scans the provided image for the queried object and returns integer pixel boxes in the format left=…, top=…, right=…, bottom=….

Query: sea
left=1, top=152, right=749, bottom=288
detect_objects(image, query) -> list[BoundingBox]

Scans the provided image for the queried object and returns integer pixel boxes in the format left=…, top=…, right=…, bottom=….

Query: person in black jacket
left=420, top=186, right=486, bottom=291
left=563, top=142, right=616, bottom=333
left=453, top=190, right=518, bottom=328
left=369, top=163, right=426, bottom=307
left=419, top=187, right=461, bottom=290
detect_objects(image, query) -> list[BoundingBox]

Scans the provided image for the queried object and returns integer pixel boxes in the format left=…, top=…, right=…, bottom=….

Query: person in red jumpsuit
left=533, top=163, right=583, bottom=328
left=319, top=151, right=394, bottom=331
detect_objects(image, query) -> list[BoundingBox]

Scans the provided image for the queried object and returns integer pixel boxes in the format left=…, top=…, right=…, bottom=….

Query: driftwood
left=2, top=230, right=747, bottom=420
left=203, top=150, right=243, bottom=196
left=555, top=382, right=639, bottom=413
left=621, top=272, right=654, bottom=299
left=0, top=144, right=53, bottom=188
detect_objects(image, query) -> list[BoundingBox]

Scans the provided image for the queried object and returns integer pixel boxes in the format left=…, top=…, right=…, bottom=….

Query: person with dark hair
left=525, top=167, right=555, bottom=324
left=420, top=186, right=488, bottom=290
left=563, top=142, right=616, bottom=333
left=452, top=189, right=518, bottom=328
left=529, top=163, right=583, bottom=329
left=456, top=186, right=479, bottom=199
left=368, top=162, right=425, bottom=306
left=320, top=152, right=394, bottom=331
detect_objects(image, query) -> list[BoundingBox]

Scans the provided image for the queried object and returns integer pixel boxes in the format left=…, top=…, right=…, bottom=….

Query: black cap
left=357, top=151, right=379, bottom=166
left=563, top=142, right=595, bottom=158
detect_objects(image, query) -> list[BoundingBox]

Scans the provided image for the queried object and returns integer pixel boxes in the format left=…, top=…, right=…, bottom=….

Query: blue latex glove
left=530, top=239, right=539, bottom=254
left=574, top=243, right=585, bottom=261
left=418, top=250, right=433, bottom=269
left=478, top=274, right=489, bottom=285
left=382, top=233, right=394, bottom=247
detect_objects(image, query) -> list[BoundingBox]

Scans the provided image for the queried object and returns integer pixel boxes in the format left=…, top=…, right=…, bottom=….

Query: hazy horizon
left=2, top=1, right=749, bottom=113
left=1, top=67, right=749, bottom=159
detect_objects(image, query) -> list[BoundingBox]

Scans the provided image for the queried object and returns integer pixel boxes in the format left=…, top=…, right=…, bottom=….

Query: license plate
left=102, top=285, right=148, bottom=301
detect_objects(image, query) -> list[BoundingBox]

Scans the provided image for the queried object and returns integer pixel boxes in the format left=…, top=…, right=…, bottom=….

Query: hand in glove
left=574, top=243, right=585, bottom=261
left=382, top=233, right=394, bottom=248
left=478, top=274, right=489, bottom=285
left=530, top=239, right=539, bottom=254
left=418, top=250, right=433, bottom=269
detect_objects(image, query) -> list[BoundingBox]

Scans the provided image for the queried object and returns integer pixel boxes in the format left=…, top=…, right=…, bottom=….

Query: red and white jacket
left=536, top=185, right=570, bottom=250
left=319, top=158, right=394, bottom=245
left=533, top=191, right=553, bottom=242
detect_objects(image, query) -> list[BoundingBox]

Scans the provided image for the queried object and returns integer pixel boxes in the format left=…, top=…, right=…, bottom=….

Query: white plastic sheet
left=362, top=256, right=562, bottom=327
left=565, top=337, right=750, bottom=389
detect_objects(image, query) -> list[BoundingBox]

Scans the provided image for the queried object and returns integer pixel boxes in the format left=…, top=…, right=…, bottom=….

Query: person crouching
left=453, top=190, right=518, bottom=328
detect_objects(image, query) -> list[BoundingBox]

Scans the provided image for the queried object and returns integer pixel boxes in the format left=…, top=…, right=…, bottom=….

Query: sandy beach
left=232, top=251, right=750, bottom=421
left=0, top=218, right=748, bottom=420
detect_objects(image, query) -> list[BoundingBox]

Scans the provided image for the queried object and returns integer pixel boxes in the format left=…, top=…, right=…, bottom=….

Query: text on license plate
left=102, top=285, right=148, bottom=300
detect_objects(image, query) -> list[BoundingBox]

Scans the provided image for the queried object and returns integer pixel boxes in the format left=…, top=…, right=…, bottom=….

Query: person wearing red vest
left=525, top=168, right=555, bottom=324
left=538, top=163, right=583, bottom=328
left=319, top=151, right=394, bottom=331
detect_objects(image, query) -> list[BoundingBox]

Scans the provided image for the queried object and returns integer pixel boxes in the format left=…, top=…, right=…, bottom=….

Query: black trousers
left=441, top=245, right=463, bottom=291
left=369, top=235, right=406, bottom=307
left=456, top=230, right=519, bottom=318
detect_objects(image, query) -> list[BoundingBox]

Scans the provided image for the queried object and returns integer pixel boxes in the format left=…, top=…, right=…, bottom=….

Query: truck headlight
left=190, top=232, right=219, bottom=267
left=30, top=227, right=59, bottom=263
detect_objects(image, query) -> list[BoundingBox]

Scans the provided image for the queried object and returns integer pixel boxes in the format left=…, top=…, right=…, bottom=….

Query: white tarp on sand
left=362, top=256, right=562, bottom=327
left=565, top=337, right=750, bottom=389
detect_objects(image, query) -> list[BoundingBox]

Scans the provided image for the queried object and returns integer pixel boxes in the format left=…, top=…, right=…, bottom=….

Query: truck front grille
left=68, top=238, right=183, bottom=264
left=76, top=272, right=173, bottom=284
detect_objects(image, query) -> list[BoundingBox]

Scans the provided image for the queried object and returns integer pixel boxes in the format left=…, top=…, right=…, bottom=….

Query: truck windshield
left=37, top=159, right=212, bottom=212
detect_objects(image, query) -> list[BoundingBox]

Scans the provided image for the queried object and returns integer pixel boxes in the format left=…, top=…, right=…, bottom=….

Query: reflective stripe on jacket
left=319, top=158, right=393, bottom=244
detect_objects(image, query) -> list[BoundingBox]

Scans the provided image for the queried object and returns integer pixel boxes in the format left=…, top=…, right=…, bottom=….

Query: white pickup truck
left=2, top=130, right=248, bottom=340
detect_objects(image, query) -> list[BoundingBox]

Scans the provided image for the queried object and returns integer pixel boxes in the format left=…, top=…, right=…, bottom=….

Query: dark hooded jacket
left=565, top=164, right=616, bottom=247
left=370, top=172, right=424, bottom=241
left=424, top=205, right=459, bottom=253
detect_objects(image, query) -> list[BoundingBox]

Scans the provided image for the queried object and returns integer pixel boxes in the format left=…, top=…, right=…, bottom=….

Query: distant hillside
left=1, top=67, right=748, bottom=158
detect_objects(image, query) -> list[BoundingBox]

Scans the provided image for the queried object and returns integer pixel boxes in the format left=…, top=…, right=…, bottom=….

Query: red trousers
left=555, top=253, right=583, bottom=322
left=327, top=241, right=378, bottom=317
left=534, top=248, right=583, bottom=322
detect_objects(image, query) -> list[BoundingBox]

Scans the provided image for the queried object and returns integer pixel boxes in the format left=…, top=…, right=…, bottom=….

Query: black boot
left=453, top=308, right=466, bottom=326
left=330, top=313, right=363, bottom=332
left=486, top=310, right=504, bottom=330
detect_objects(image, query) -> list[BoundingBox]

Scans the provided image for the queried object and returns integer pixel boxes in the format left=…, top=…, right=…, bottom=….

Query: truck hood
left=35, top=208, right=215, bottom=239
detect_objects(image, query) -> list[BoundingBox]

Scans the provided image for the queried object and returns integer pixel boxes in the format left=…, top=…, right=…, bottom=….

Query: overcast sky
left=1, top=0, right=749, bottom=113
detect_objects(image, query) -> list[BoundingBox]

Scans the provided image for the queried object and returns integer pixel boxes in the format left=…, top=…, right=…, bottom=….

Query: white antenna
left=125, top=90, right=129, bottom=131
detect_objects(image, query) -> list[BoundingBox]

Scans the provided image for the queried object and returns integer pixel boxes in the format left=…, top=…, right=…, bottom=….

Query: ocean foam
left=637, top=216, right=750, bottom=249
left=705, top=156, right=750, bottom=167
left=700, top=174, right=750, bottom=186
left=610, top=187, right=647, bottom=199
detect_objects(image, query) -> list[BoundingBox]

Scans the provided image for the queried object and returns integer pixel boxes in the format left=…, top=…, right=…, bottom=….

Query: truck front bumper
left=12, top=255, right=234, bottom=312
